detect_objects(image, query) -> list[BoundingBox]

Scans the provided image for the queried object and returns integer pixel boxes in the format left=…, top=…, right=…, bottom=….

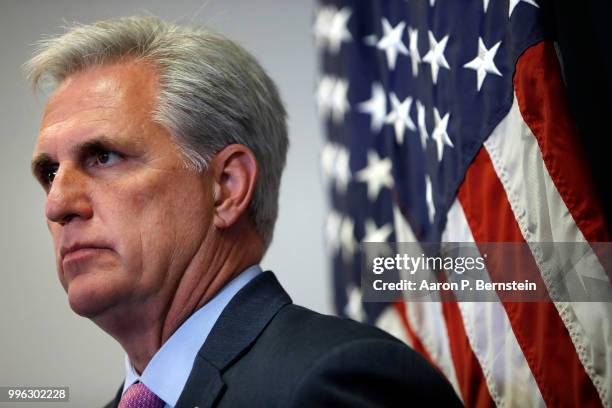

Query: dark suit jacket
left=105, top=271, right=462, bottom=407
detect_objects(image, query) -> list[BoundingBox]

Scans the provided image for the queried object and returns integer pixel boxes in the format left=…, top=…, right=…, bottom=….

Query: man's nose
left=45, top=165, right=93, bottom=225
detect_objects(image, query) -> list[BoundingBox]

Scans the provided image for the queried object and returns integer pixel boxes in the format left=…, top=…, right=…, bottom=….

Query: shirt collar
left=122, top=265, right=262, bottom=407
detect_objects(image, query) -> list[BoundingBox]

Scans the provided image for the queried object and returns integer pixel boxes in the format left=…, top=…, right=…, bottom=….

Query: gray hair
left=25, top=15, right=288, bottom=248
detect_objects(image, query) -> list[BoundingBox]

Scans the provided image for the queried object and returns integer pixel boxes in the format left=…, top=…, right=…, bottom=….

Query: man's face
left=32, top=60, right=214, bottom=318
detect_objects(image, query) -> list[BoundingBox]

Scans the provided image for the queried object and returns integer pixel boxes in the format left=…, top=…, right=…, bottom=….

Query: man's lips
left=60, top=244, right=113, bottom=262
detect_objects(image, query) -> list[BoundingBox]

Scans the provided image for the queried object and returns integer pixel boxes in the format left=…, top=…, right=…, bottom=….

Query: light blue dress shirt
left=121, top=265, right=262, bottom=408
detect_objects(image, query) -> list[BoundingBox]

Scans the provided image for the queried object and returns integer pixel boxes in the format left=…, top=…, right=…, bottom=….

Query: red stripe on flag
left=392, top=301, right=431, bottom=359
left=441, top=301, right=496, bottom=408
left=514, top=42, right=610, bottom=243
left=457, top=146, right=602, bottom=408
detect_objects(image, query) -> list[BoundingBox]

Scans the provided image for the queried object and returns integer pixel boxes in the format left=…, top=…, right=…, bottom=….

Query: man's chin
left=65, top=274, right=123, bottom=318
left=68, top=291, right=113, bottom=318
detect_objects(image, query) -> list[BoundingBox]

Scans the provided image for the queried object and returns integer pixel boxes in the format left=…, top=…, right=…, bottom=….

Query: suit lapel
left=175, top=271, right=291, bottom=408
left=173, top=357, right=225, bottom=408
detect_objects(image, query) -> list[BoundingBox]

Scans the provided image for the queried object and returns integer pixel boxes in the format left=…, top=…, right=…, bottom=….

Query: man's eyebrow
left=77, top=137, right=118, bottom=157
left=31, top=135, right=128, bottom=177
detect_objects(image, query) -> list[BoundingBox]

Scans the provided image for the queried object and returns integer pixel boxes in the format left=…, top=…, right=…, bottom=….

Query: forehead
left=34, top=59, right=160, bottom=155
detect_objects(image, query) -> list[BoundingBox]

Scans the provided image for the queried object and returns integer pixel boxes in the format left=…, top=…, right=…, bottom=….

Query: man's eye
left=43, top=166, right=58, bottom=184
left=93, top=150, right=122, bottom=166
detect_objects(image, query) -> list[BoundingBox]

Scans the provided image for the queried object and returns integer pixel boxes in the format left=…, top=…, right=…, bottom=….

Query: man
left=27, top=16, right=461, bottom=408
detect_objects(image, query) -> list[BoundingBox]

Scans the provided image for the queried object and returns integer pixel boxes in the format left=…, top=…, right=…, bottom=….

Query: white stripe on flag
left=374, top=305, right=412, bottom=347
left=392, top=204, right=463, bottom=400
left=443, top=199, right=546, bottom=408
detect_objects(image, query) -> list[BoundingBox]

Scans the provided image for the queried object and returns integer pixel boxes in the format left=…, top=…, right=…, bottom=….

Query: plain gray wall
left=0, top=1, right=329, bottom=406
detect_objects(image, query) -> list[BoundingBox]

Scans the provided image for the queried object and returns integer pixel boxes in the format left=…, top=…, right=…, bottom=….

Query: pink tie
left=118, top=382, right=165, bottom=408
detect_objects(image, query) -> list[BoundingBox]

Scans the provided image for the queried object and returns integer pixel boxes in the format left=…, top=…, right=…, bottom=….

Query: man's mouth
left=61, top=243, right=113, bottom=264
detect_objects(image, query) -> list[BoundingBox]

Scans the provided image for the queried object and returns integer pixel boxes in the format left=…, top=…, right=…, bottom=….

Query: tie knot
left=119, top=382, right=165, bottom=408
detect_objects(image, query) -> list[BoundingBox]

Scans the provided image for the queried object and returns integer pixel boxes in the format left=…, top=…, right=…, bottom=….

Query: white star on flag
left=425, top=174, right=435, bottom=223
left=330, top=78, right=350, bottom=124
left=321, top=142, right=338, bottom=180
left=422, top=31, right=450, bottom=84
left=344, top=284, right=365, bottom=321
left=327, top=7, right=352, bottom=54
left=325, top=210, right=343, bottom=253
left=416, top=100, right=428, bottom=150
left=334, top=147, right=351, bottom=194
left=316, top=75, right=335, bottom=118
left=377, top=18, right=408, bottom=71
left=363, top=219, right=393, bottom=242
left=316, top=76, right=350, bottom=125
left=339, top=216, right=357, bottom=262
left=385, top=93, right=416, bottom=145
left=431, top=108, right=453, bottom=162
left=508, top=0, right=539, bottom=17
left=358, top=82, right=387, bottom=133
left=407, top=27, right=421, bottom=77
left=463, top=38, right=502, bottom=91
left=356, top=150, right=394, bottom=201
left=483, top=0, right=490, bottom=13
left=313, top=6, right=335, bottom=50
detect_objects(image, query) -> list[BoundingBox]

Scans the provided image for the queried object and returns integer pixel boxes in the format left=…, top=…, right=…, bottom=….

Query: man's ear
left=209, top=144, right=258, bottom=229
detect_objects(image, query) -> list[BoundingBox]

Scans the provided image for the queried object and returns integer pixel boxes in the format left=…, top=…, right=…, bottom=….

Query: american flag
left=315, top=0, right=612, bottom=406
